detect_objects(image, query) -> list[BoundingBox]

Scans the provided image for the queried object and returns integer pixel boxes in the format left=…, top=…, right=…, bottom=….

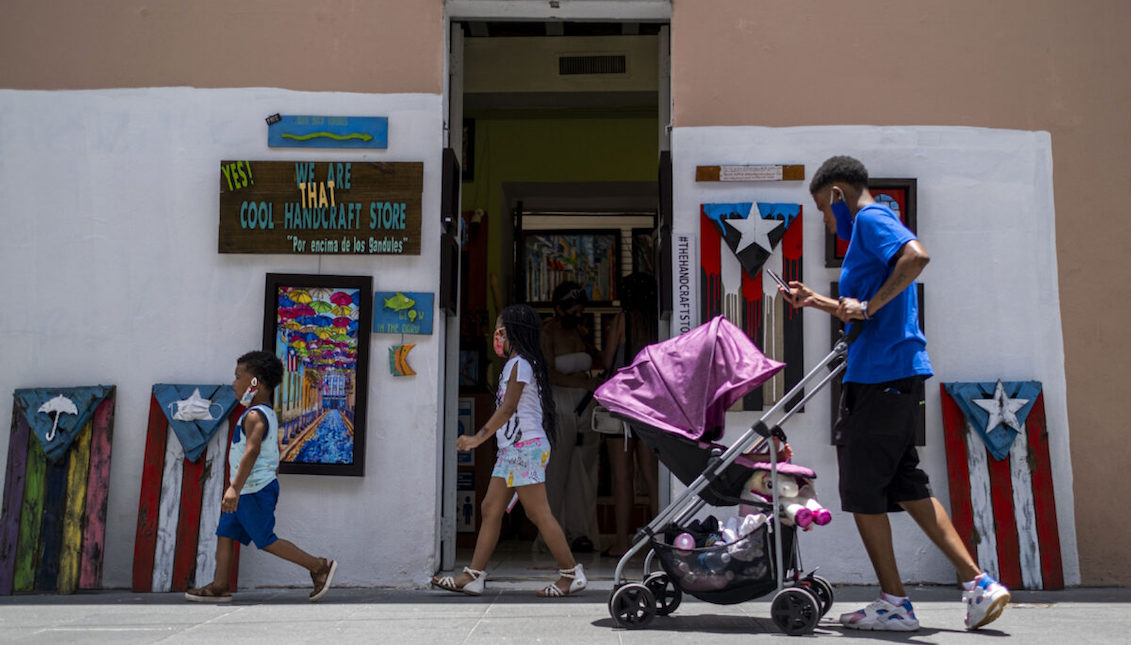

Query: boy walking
left=186, top=351, right=336, bottom=602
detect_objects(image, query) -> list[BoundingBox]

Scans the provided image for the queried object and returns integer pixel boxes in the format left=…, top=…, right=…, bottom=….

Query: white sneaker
left=963, top=573, right=1011, bottom=630
left=839, top=598, right=920, bottom=631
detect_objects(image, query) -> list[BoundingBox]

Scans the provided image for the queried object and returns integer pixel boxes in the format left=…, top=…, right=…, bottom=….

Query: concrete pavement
left=2, top=582, right=1130, bottom=644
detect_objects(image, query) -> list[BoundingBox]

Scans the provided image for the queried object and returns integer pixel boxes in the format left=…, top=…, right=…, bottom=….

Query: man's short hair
left=809, top=155, right=869, bottom=194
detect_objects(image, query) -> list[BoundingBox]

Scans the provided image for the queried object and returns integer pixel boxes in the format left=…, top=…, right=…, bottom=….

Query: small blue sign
left=373, top=292, right=434, bottom=335
left=268, top=115, right=388, bottom=149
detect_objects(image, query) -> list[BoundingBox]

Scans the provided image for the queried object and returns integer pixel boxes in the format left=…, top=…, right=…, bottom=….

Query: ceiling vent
left=558, top=54, right=627, bottom=75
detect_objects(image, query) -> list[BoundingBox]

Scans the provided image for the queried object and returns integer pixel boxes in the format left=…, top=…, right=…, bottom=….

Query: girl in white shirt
left=432, top=304, right=587, bottom=598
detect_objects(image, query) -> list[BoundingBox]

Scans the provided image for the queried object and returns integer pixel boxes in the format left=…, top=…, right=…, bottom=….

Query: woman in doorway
left=597, top=272, right=660, bottom=558
left=540, top=281, right=602, bottom=553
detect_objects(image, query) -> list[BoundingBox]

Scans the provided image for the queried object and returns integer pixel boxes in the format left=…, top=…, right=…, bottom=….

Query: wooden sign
left=696, top=164, right=805, bottom=182
left=218, top=161, right=423, bottom=255
left=267, top=115, right=388, bottom=149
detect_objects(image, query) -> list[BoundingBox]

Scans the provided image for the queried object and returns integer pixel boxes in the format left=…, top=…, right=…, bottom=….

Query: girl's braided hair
left=499, top=304, right=558, bottom=447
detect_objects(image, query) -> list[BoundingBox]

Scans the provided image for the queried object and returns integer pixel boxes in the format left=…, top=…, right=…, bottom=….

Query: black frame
left=825, top=178, right=918, bottom=268
left=520, top=229, right=621, bottom=307
left=263, top=273, right=372, bottom=476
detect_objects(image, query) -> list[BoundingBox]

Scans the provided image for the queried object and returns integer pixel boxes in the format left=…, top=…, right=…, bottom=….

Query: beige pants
left=544, top=386, right=601, bottom=547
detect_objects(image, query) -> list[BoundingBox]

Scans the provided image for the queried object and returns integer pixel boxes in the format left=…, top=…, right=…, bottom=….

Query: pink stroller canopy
left=594, top=316, right=784, bottom=442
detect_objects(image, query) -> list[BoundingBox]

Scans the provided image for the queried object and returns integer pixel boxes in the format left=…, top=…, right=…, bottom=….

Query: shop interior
left=451, top=20, right=670, bottom=559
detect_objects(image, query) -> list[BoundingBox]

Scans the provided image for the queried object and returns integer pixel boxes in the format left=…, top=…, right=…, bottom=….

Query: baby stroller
left=594, top=316, right=854, bottom=635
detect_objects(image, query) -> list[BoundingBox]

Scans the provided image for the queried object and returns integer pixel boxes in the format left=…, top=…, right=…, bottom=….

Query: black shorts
left=833, top=376, right=931, bottom=514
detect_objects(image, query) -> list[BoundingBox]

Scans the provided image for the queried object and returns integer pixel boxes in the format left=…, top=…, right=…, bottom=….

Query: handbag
left=591, top=404, right=625, bottom=435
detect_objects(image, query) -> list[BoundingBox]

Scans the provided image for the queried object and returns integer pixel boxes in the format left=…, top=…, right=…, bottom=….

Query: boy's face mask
left=239, top=377, right=259, bottom=406
left=830, top=188, right=853, bottom=241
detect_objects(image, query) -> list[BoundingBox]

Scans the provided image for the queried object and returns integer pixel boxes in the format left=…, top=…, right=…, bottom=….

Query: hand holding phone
left=765, top=269, right=793, bottom=299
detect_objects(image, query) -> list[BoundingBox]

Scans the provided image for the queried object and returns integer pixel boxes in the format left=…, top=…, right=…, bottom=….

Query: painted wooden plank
left=79, top=396, right=115, bottom=590
left=34, top=456, right=70, bottom=591
left=0, top=409, right=31, bottom=595
left=194, top=425, right=228, bottom=587
left=985, top=438, right=1022, bottom=590
left=695, top=164, right=805, bottom=182
left=132, top=394, right=169, bottom=592
left=14, top=436, right=46, bottom=591
left=1024, top=393, right=1064, bottom=589
left=151, top=426, right=185, bottom=593
left=1008, top=428, right=1042, bottom=590
left=57, top=421, right=93, bottom=594
left=940, top=386, right=977, bottom=561
left=170, top=451, right=206, bottom=592
left=964, top=421, right=999, bottom=581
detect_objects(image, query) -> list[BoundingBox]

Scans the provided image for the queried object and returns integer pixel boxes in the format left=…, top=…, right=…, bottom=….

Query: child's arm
left=222, top=410, right=267, bottom=513
left=457, top=368, right=524, bottom=452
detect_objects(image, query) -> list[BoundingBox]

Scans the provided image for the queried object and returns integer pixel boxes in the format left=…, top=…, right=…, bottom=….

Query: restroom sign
left=218, top=160, right=423, bottom=255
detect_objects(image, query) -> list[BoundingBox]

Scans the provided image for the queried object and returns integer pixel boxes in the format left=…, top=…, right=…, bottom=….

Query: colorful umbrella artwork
left=330, top=291, right=354, bottom=306
left=311, top=301, right=334, bottom=313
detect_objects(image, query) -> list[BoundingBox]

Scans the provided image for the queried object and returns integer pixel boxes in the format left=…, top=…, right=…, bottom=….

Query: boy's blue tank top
left=229, top=404, right=279, bottom=494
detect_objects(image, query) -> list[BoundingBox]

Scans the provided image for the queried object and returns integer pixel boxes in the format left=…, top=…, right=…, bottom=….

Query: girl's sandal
left=431, top=567, right=486, bottom=595
left=184, top=582, right=232, bottom=603
left=537, top=563, right=587, bottom=598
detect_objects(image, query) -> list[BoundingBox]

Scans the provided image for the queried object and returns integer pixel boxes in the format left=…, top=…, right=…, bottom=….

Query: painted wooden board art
left=1, top=386, right=115, bottom=595
left=941, top=380, right=1063, bottom=590
left=268, top=115, right=388, bottom=149
left=132, top=384, right=243, bottom=593
left=700, top=202, right=803, bottom=410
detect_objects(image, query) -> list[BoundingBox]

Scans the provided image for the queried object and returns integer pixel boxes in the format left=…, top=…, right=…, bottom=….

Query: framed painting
left=825, top=178, right=918, bottom=268
left=263, top=273, right=373, bottom=476
left=521, top=229, right=620, bottom=306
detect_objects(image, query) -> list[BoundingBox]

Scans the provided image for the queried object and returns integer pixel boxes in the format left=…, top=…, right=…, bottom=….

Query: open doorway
left=444, top=19, right=671, bottom=572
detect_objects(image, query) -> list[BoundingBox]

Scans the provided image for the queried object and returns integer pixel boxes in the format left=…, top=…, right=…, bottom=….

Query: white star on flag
left=972, top=379, right=1029, bottom=434
left=721, top=208, right=784, bottom=255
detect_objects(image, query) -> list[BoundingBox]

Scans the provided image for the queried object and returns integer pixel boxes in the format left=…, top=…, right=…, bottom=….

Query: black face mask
left=561, top=314, right=582, bottom=330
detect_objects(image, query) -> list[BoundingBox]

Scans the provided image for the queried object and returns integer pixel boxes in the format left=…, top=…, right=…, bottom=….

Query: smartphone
left=765, top=268, right=793, bottom=298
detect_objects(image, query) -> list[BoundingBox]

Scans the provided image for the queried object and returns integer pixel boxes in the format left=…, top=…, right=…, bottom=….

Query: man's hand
left=221, top=486, right=239, bottom=513
left=835, top=297, right=867, bottom=323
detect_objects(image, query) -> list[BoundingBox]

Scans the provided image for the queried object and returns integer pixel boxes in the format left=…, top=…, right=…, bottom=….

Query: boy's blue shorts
left=216, top=479, right=279, bottom=549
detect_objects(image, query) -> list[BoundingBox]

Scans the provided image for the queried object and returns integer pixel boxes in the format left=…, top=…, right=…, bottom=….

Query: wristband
left=861, top=301, right=871, bottom=320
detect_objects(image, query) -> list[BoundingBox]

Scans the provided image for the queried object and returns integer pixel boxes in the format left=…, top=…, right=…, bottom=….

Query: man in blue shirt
left=780, top=156, right=1009, bottom=631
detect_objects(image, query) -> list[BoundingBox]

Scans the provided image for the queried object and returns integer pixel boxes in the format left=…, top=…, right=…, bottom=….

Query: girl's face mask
left=830, top=188, right=853, bottom=241
left=493, top=328, right=509, bottom=358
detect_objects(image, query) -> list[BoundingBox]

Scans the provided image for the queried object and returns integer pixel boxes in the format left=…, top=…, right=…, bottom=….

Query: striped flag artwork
left=700, top=202, right=803, bottom=409
left=0, top=386, right=116, bottom=595
left=941, top=380, right=1064, bottom=590
left=132, top=385, right=243, bottom=593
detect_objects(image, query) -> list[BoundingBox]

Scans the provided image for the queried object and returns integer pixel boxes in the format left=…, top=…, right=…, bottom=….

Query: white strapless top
left=554, top=352, right=592, bottom=374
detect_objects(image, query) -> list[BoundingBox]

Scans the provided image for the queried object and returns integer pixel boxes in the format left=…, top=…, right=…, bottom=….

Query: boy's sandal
left=184, top=582, right=232, bottom=603
left=431, top=567, right=487, bottom=596
left=310, top=558, right=338, bottom=601
left=537, top=563, right=587, bottom=598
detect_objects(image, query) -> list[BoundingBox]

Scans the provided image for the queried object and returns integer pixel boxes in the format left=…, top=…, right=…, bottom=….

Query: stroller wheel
left=770, top=587, right=821, bottom=636
left=608, top=583, right=656, bottom=629
left=644, top=572, right=682, bottom=616
left=801, top=574, right=835, bottom=617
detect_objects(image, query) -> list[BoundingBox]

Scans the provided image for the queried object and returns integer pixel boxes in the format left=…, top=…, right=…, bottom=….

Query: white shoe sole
left=309, top=560, right=338, bottom=602
left=967, top=592, right=1011, bottom=630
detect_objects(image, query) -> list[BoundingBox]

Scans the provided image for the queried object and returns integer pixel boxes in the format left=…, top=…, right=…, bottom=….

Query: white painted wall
left=670, top=125, right=1080, bottom=585
left=0, top=88, right=445, bottom=589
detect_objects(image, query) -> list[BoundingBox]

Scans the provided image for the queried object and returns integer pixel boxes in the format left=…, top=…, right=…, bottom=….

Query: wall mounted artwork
left=264, top=273, right=372, bottom=476
left=1, top=386, right=115, bottom=595
left=132, top=385, right=242, bottom=593
left=522, top=229, right=620, bottom=306
left=825, top=178, right=917, bottom=268
left=941, top=380, right=1063, bottom=590
left=700, top=203, right=803, bottom=410
left=374, top=292, right=434, bottom=335
left=389, top=344, right=417, bottom=377
left=267, top=115, right=388, bottom=149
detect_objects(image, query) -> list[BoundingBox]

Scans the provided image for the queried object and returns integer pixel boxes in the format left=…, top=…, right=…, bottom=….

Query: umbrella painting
left=265, top=274, right=372, bottom=476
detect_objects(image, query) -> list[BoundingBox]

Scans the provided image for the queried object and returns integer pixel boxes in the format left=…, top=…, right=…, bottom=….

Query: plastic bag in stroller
left=594, top=316, right=853, bottom=635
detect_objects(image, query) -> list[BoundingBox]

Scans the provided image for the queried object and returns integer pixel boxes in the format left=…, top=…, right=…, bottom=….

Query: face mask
left=239, top=377, right=259, bottom=406
left=830, top=189, right=853, bottom=241
left=170, top=388, right=222, bottom=422
left=561, top=314, right=582, bottom=330
left=493, top=329, right=508, bottom=358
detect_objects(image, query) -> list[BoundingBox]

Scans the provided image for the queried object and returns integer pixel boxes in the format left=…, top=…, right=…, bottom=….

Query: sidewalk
left=3, top=580, right=1130, bottom=644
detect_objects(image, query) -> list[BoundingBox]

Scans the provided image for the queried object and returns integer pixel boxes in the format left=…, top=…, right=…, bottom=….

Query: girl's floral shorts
left=493, top=437, right=550, bottom=487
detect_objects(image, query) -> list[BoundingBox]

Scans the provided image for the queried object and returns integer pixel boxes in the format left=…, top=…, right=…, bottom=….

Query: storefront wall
left=0, top=1, right=448, bottom=589
left=671, top=0, right=1131, bottom=585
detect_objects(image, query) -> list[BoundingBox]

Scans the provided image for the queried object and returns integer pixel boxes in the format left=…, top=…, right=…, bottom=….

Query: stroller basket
left=652, top=521, right=797, bottom=605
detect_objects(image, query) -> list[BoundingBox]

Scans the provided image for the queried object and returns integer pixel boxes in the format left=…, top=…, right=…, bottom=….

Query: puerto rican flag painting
left=941, top=380, right=1064, bottom=590
left=700, top=202, right=803, bottom=410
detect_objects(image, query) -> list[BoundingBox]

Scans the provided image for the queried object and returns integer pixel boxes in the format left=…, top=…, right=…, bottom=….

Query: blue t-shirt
left=839, top=203, right=933, bottom=383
